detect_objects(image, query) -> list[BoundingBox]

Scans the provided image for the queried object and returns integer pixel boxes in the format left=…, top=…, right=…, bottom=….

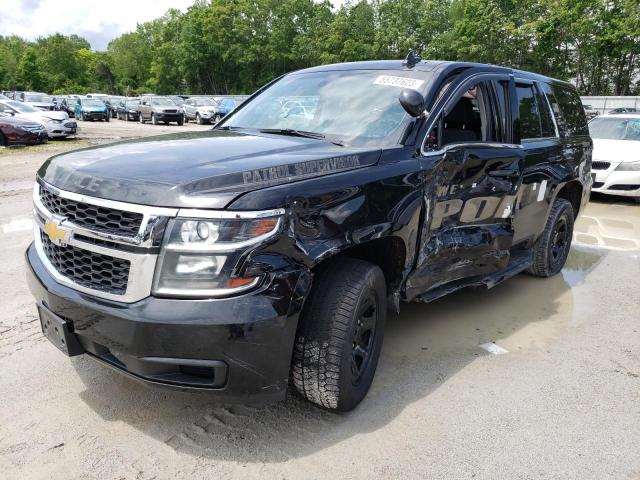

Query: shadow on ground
left=73, top=245, right=604, bottom=463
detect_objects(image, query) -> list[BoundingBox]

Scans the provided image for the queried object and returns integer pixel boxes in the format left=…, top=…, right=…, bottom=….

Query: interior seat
left=442, top=98, right=480, bottom=145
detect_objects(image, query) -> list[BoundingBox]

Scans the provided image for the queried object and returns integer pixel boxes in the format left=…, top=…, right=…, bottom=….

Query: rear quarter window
left=543, top=83, right=589, bottom=137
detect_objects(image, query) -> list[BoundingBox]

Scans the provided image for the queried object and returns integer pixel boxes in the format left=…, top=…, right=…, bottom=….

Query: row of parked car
left=0, top=93, right=76, bottom=146
left=583, top=105, right=638, bottom=120
left=0, top=90, right=247, bottom=147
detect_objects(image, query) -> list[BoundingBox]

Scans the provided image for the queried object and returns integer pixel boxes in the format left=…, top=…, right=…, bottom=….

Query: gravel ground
left=0, top=122, right=639, bottom=479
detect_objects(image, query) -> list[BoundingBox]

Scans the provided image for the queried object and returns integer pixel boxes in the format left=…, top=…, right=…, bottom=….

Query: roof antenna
left=403, top=50, right=421, bottom=68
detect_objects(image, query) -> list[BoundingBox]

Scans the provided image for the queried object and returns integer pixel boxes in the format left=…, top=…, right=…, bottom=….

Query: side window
left=515, top=84, right=542, bottom=140
left=438, top=80, right=498, bottom=147
left=534, top=85, right=556, bottom=137
left=551, top=84, right=589, bottom=137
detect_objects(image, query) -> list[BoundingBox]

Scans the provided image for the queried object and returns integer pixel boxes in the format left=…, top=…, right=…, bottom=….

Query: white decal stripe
left=537, top=180, right=547, bottom=202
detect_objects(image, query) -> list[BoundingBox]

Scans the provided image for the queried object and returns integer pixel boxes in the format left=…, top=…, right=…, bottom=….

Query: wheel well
left=317, top=237, right=407, bottom=292
left=556, top=181, right=583, bottom=218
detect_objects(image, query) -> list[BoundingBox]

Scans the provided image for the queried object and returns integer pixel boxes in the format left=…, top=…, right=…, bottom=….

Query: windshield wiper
left=259, top=128, right=344, bottom=146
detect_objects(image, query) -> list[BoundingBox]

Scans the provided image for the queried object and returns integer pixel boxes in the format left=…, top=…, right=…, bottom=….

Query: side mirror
left=399, top=89, right=425, bottom=117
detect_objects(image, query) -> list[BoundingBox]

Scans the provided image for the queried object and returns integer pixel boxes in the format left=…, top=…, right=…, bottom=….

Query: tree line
left=1, top=0, right=638, bottom=96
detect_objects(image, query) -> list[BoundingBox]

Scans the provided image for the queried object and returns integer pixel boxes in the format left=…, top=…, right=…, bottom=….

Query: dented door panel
left=405, top=143, right=525, bottom=298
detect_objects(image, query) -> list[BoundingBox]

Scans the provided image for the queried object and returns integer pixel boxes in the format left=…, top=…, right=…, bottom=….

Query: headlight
left=152, top=211, right=283, bottom=297
left=616, top=161, right=640, bottom=171
left=45, top=118, right=63, bottom=124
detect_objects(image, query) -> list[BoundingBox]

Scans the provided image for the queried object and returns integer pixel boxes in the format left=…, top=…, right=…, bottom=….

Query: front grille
left=40, top=231, right=130, bottom=295
left=592, top=161, right=611, bottom=170
left=39, top=186, right=143, bottom=237
left=163, top=109, right=178, bottom=113
left=593, top=182, right=604, bottom=188
left=609, top=184, right=640, bottom=191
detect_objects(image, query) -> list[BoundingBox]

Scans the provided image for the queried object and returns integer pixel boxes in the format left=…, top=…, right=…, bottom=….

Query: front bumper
left=592, top=163, right=640, bottom=197
left=82, top=111, right=108, bottom=121
left=6, top=130, right=48, bottom=145
left=155, top=112, right=183, bottom=122
left=26, top=243, right=305, bottom=405
left=47, top=121, right=78, bottom=138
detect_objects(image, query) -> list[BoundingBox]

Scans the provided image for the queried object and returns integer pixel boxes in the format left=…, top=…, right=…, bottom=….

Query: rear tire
left=527, top=198, right=574, bottom=277
left=292, top=258, right=386, bottom=411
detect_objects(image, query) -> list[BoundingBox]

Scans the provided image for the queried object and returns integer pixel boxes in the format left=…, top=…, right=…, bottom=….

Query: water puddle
left=574, top=201, right=640, bottom=251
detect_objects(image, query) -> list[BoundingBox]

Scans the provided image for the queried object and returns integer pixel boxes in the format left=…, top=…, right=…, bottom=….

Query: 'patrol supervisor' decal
left=243, top=155, right=361, bottom=185
left=183, top=152, right=375, bottom=196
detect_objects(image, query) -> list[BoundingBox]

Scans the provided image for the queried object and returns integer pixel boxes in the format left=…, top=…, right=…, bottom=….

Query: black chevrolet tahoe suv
left=27, top=59, right=592, bottom=411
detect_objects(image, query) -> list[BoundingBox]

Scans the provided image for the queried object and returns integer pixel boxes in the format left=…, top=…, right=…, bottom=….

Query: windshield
left=196, top=98, right=215, bottom=106
left=125, top=101, right=139, bottom=108
left=151, top=98, right=175, bottom=106
left=589, top=117, right=640, bottom=141
left=4, top=100, right=40, bottom=113
left=25, top=94, right=52, bottom=103
left=83, top=99, right=105, bottom=107
left=223, top=70, right=424, bottom=147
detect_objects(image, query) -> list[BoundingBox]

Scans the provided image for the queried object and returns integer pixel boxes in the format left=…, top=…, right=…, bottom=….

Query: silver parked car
left=0, top=100, right=77, bottom=138
left=138, top=96, right=184, bottom=125
left=20, top=92, right=56, bottom=111
left=182, top=97, right=220, bottom=124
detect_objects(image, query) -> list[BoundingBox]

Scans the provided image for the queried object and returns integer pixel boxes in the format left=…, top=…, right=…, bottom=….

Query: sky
left=0, top=0, right=345, bottom=51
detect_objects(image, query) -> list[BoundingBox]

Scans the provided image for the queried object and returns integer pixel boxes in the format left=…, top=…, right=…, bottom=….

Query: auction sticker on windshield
left=373, top=75, right=425, bottom=89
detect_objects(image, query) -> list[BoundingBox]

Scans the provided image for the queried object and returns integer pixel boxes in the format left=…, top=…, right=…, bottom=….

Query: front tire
left=292, top=258, right=386, bottom=411
left=527, top=198, right=574, bottom=277
left=196, top=113, right=203, bottom=125
left=151, top=113, right=158, bottom=125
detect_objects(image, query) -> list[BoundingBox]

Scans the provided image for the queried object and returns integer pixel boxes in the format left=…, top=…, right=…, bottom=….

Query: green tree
left=16, top=47, right=44, bottom=91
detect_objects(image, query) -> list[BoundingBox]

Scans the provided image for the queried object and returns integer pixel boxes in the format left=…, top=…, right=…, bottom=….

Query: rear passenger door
left=510, top=80, right=563, bottom=245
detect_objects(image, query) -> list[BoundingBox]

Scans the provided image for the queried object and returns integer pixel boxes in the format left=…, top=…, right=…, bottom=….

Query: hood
left=0, top=115, right=44, bottom=128
left=81, top=106, right=107, bottom=112
left=40, top=111, right=68, bottom=122
left=592, top=138, right=640, bottom=163
left=13, top=112, right=54, bottom=124
left=38, top=130, right=380, bottom=209
left=26, top=102, right=54, bottom=110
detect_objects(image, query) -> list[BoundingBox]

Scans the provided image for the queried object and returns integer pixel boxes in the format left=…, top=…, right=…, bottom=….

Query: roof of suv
left=294, top=60, right=570, bottom=87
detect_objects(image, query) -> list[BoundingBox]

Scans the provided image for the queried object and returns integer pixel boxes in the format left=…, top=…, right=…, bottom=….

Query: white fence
left=580, top=96, right=640, bottom=114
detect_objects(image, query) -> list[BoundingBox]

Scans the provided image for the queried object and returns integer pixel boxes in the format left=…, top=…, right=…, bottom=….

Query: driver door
left=406, top=73, right=525, bottom=298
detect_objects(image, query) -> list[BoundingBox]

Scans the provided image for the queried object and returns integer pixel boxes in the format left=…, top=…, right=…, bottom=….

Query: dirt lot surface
left=1, top=121, right=639, bottom=479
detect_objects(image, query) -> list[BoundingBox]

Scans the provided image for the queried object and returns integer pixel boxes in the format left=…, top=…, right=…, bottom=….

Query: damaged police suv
left=27, top=58, right=592, bottom=411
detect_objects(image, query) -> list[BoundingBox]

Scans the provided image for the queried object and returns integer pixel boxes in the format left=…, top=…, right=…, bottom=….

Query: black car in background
left=57, top=96, right=78, bottom=118
left=0, top=113, right=48, bottom=146
left=116, top=98, right=141, bottom=121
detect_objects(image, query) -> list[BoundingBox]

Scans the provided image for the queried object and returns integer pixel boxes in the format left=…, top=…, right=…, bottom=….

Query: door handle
left=488, top=169, right=520, bottom=179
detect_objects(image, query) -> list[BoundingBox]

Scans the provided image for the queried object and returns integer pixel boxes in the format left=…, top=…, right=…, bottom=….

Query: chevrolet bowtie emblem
left=43, top=219, right=71, bottom=246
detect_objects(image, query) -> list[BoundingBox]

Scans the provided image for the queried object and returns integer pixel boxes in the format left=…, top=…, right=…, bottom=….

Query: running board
left=417, top=251, right=533, bottom=304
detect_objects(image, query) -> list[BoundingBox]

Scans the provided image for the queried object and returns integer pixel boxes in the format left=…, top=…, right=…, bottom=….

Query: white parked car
left=588, top=114, right=640, bottom=202
left=0, top=100, right=77, bottom=139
